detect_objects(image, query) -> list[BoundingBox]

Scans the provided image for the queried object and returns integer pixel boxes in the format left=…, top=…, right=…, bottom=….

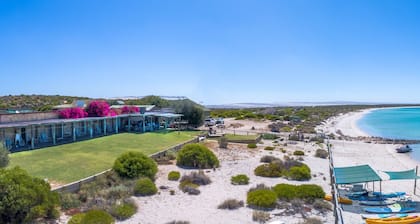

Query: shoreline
left=319, top=108, right=420, bottom=223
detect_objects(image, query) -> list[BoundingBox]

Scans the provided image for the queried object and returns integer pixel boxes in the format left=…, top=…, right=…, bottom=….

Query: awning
left=383, top=169, right=420, bottom=180
left=334, top=164, right=382, bottom=184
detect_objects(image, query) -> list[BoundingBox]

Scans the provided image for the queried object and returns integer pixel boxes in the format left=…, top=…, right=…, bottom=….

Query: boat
left=372, top=192, right=406, bottom=198
left=361, top=213, right=408, bottom=219
left=360, top=200, right=396, bottom=206
left=324, top=195, right=352, bottom=204
left=365, top=215, right=420, bottom=224
left=396, top=145, right=413, bottom=153
left=364, top=203, right=416, bottom=214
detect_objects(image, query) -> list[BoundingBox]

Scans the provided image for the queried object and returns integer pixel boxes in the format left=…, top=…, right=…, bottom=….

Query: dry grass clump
left=300, top=217, right=323, bottom=224
left=260, top=155, right=280, bottom=163
left=166, top=221, right=190, bottom=224
left=252, top=210, right=270, bottom=223
left=180, top=171, right=211, bottom=185
left=217, top=199, right=244, bottom=210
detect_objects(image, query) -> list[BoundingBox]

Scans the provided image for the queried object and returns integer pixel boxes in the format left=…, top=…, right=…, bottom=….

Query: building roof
left=334, top=164, right=382, bottom=184
left=0, top=112, right=182, bottom=128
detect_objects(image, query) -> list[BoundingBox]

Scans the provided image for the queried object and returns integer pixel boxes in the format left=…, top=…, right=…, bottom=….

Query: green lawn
left=225, top=133, right=258, bottom=141
left=9, top=131, right=199, bottom=184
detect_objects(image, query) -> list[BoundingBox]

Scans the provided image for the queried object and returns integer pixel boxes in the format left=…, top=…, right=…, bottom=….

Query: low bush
left=260, top=155, right=280, bottom=163
left=110, top=201, right=137, bottom=220
left=264, top=146, right=275, bottom=151
left=176, top=144, right=219, bottom=169
left=300, top=217, right=323, bottom=224
left=80, top=210, right=114, bottom=224
left=272, top=183, right=297, bottom=201
left=60, top=193, right=82, bottom=210
left=179, top=181, right=201, bottom=195
left=134, top=177, right=157, bottom=196
left=247, top=189, right=277, bottom=209
left=248, top=183, right=270, bottom=192
left=312, top=199, right=332, bottom=213
left=252, top=210, right=270, bottom=223
left=254, top=160, right=284, bottom=177
left=168, top=171, right=181, bottom=181
left=287, top=165, right=311, bottom=181
left=166, top=221, right=190, bottom=224
left=295, top=184, right=325, bottom=201
left=247, top=143, right=257, bottom=148
left=217, top=199, right=244, bottom=210
left=315, top=149, right=328, bottom=159
left=0, top=145, right=9, bottom=168
left=231, top=174, right=249, bottom=185
left=68, top=213, right=85, bottom=224
left=113, top=151, right=158, bottom=179
left=180, top=170, right=211, bottom=186
left=272, top=183, right=325, bottom=202
left=293, top=150, right=305, bottom=156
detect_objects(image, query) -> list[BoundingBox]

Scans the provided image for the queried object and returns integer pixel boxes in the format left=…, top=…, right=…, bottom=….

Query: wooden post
left=52, top=124, right=56, bottom=145
left=103, top=118, right=107, bottom=135
left=115, top=117, right=118, bottom=134
left=73, top=122, right=76, bottom=142
left=142, top=116, right=145, bottom=132
left=128, top=117, right=131, bottom=132
left=415, top=166, right=418, bottom=195
left=31, top=125, right=35, bottom=149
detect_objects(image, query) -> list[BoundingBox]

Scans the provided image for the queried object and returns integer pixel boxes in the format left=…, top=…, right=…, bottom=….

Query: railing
left=327, top=139, right=345, bottom=224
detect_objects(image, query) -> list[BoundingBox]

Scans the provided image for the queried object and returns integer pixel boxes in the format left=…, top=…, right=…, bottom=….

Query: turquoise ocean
left=357, top=107, right=420, bottom=162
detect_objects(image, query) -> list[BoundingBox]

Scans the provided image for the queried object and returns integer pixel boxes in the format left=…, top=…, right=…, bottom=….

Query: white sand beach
left=118, top=110, right=420, bottom=224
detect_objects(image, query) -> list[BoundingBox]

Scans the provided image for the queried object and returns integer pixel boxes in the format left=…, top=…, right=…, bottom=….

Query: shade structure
left=334, top=164, right=382, bottom=184
left=383, top=169, right=420, bottom=180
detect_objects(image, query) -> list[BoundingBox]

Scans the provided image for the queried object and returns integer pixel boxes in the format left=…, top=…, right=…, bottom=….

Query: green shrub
left=247, top=143, right=257, bottom=148
left=60, top=193, right=82, bottom=210
left=254, top=160, right=284, bottom=177
left=315, top=149, right=328, bottom=159
left=110, top=201, right=137, bottom=220
left=134, top=177, right=157, bottom=196
left=260, top=155, right=280, bottom=163
left=287, top=165, right=311, bottom=181
left=272, top=183, right=325, bottom=202
left=264, top=146, right=275, bottom=151
left=231, top=174, right=249, bottom=185
left=293, top=150, right=305, bottom=156
left=280, top=148, right=286, bottom=153
left=295, top=184, right=325, bottom=201
left=68, top=213, right=85, bottom=224
left=217, top=199, right=244, bottom=210
left=168, top=171, right=181, bottom=181
left=246, top=189, right=277, bottom=209
left=80, top=210, right=114, bottom=224
left=113, top=151, right=158, bottom=179
left=0, top=145, right=9, bottom=168
left=0, top=167, right=59, bottom=223
left=272, top=183, right=297, bottom=201
left=248, top=183, right=270, bottom=193
left=262, top=133, right=277, bottom=140
left=176, top=144, right=219, bottom=169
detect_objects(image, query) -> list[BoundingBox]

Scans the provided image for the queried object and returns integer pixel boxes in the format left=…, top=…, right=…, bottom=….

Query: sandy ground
left=119, top=139, right=335, bottom=224
left=319, top=110, right=420, bottom=223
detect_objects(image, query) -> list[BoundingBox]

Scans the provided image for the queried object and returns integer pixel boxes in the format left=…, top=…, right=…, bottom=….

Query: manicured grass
left=9, top=131, right=199, bottom=184
left=225, top=134, right=258, bottom=141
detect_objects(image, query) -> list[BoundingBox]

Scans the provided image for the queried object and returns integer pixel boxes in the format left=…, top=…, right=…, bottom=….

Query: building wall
left=0, top=112, right=58, bottom=123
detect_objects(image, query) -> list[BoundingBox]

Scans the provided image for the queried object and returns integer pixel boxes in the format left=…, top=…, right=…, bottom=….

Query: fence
left=52, top=136, right=199, bottom=193
left=327, top=140, right=345, bottom=224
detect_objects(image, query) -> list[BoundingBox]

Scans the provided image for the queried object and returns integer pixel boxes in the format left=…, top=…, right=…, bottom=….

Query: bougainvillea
left=109, top=109, right=119, bottom=117
left=121, top=106, right=140, bottom=114
left=86, top=101, right=111, bottom=117
left=59, top=108, right=88, bottom=119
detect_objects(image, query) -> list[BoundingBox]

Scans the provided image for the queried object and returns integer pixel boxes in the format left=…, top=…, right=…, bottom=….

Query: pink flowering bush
left=86, top=101, right=111, bottom=117
left=121, top=106, right=140, bottom=114
left=58, top=108, right=88, bottom=119
left=109, top=109, right=119, bottom=117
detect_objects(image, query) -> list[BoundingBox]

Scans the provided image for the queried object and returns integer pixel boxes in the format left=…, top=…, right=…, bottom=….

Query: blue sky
left=0, top=0, right=419, bottom=104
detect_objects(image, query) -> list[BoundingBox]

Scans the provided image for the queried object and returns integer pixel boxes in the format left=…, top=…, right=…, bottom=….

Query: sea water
left=357, top=107, right=420, bottom=162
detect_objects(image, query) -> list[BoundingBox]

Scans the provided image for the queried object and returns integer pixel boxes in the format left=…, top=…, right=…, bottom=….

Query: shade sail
left=334, top=164, right=382, bottom=184
left=383, top=169, right=420, bottom=180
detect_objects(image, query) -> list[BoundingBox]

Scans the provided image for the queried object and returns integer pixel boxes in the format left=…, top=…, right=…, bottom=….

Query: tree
left=172, top=100, right=204, bottom=127
left=86, top=101, right=111, bottom=117
left=0, top=145, right=9, bottom=168
left=0, top=167, right=59, bottom=223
